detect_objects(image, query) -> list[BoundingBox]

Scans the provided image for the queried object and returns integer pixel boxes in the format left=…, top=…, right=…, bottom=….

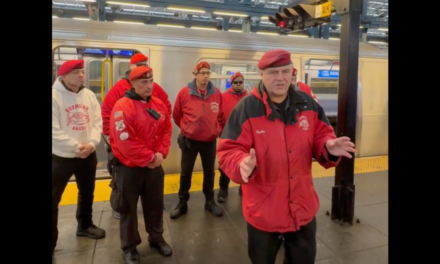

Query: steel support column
left=322, top=23, right=330, bottom=39
left=222, top=17, right=230, bottom=31
left=331, top=0, right=362, bottom=225
left=242, top=16, right=250, bottom=33
left=97, top=0, right=106, bottom=21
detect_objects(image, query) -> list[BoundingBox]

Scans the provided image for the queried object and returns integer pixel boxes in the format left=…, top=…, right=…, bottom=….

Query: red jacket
left=109, top=89, right=172, bottom=167
left=216, top=83, right=340, bottom=233
left=101, top=72, right=172, bottom=135
left=172, top=80, right=222, bottom=142
left=219, top=89, right=248, bottom=130
left=297, top=82, right=318, bottom=103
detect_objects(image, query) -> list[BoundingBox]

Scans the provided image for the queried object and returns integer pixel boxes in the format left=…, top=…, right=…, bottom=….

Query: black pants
left=115, top=163, right=165, bottom=253
left=52, top=152, right=98, bottom=251
left=178, top=139, right=216, bottom=200
left=247, top=217, right=317, bottom=264
left=218, top=168, right=230, bottom=190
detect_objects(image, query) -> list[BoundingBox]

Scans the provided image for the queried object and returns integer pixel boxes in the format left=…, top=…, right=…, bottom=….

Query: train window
left=201, top=59, right=261, bottom=93
left=304, top=58, right=339, bottom=94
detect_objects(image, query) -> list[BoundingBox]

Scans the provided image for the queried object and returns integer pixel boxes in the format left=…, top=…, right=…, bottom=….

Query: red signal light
left=279, top=21, right=284, bottom=27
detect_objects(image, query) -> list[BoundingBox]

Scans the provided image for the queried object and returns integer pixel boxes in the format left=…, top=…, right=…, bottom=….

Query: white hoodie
left=52, top=77, right=102, bottom=158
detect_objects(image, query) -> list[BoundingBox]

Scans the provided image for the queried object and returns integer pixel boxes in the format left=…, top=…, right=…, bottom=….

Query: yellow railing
left=100, top=59, right=112, bottom=101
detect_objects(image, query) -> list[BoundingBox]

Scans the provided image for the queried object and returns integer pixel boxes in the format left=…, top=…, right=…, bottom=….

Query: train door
left=112, top=58, right=131, bottom=84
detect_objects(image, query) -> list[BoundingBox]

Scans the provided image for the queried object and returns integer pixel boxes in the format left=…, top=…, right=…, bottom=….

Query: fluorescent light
left=106, top=1, right=149, bottom=8
left=329, top=38, right=339, bottom=40
left=73, top=17, right=89, bottom=20
left=377, top=28, right=388, bottom=31
left=228, top=30, right=242, bottom=33
left=113, top=20, right=143, bottom=24
left=260, top=16, right=268, bottom=20
left=167, top=7, right=205, bottom=13
left=213, top=11, right=248, bottom=17
left=191, top=27, right=216, bottom=30
left=81, top=0, right=96, bottom=2
left=368, top=41, right=387, bottom=44
left=52, top=16, right=58, bottom=18
left=256, top=32, right=278, bottom=35
left=157, top=24, right=185, bottom=28
left=288, top=35, right=308, bottom=38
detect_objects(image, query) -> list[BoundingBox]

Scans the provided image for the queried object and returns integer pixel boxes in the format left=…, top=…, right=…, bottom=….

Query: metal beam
left=135, top=0, right=275, bottom=17
left=51, top=7, right=387, bottom=42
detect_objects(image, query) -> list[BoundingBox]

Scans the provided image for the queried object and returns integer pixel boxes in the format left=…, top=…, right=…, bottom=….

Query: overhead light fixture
left=113, top=20, right=143, bottom=24
left=256, top=32, right=278, bottom=35
left=228, top=30, right=242, bottom=33
left=213, top=11, right=248, bottom=17
left=73, top=17, right=89, bottom=20
left=191, top=27, right=216, bottom=30
left=81, top=0, right=97, bottom=2
left=167, top=7, right=205, bottom=13
left=52, top=15, right=58, bottom=18
left=377, top=28, right=388, bottom=31
left=287, top=35, right=308, bottom=38
left=329, top=38, right=339, bottom=40
left=106, top=1, right=149, bottom=8
left=157, top=24, right=185, bottom=28
left=368, top=41, right=387, bottom=44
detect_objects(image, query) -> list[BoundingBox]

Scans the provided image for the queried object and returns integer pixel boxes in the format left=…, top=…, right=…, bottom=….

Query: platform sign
left=317, top=70, right=339, bottom=78
left=315, top=1, right=332, bottom=18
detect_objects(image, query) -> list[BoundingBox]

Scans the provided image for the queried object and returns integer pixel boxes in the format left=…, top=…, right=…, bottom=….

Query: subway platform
left=53, top=157, right=388, bottom=264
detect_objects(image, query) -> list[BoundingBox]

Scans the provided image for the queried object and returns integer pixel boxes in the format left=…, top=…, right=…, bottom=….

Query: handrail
left=100, top=59, right=112, bottom=101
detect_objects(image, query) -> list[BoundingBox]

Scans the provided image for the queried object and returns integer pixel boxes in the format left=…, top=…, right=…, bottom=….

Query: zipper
left=283, top=121, right=298, bottom=231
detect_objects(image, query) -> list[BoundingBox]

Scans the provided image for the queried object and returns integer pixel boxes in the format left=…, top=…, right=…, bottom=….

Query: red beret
left=257, top=49, right=292, bottom=70
left=192, top=61, right=210, bottom=74
left=292, top=68, right=297, bottom=77
left=130, top=53, right=148, bottom=64
left=57, top=59, right=84, bottom=75
left=129, top=66, right=153, bottom=81
left=230, top=72, right=243, bottom=83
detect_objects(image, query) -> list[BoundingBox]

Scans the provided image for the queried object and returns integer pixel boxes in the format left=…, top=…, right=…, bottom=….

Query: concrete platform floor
left=53, top=171, right=388, bottom=264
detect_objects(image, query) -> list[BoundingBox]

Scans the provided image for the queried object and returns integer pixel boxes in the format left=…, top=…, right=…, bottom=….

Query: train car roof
left=52, top=18, right=388, bottom=59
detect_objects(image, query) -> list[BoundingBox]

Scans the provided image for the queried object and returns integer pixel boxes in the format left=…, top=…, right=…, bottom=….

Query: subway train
left=52, top=18, right=388, bottom=177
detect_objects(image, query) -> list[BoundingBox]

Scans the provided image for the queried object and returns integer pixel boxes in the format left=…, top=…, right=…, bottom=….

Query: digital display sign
left=78, top=48, right=134, bottom=56
left=317, top=70, right=339, bottom=78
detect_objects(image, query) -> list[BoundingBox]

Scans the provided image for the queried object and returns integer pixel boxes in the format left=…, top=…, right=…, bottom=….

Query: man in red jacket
left=170, top=61, right=224, bottom=219
left=109, top=66, right=172, bottom=263
left=217, top=72, right=247, bottom=203
left=216, top=49, right=356, bottom=264
left=291, top=67, right=319, bottom=103
left=101, top=53, right=171, bottom=219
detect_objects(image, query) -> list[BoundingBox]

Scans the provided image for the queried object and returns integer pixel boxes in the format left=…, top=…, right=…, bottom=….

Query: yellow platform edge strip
left=59, top=155, right=388, bottom=206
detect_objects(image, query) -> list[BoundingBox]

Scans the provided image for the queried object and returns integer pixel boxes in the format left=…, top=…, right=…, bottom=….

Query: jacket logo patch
left=115, top=120, right=125, bottom=131
left=299, top=116, right=309, bottom=130
left=119, top=131, right=129, bottom=140
left=65, top=104, right=90, bottom=131
left=114, top=111, right=123, bottom=119
left=256, top=130, right=265, bottom=134
left=211, top=102, right=219, bottom=113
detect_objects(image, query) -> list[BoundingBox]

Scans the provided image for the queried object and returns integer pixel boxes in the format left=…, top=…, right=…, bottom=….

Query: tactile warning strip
left=59, top=155, right=388, bottom=205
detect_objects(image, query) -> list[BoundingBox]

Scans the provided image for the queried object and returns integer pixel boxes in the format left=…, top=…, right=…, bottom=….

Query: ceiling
left=52, top=0, right=388, bottom=43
